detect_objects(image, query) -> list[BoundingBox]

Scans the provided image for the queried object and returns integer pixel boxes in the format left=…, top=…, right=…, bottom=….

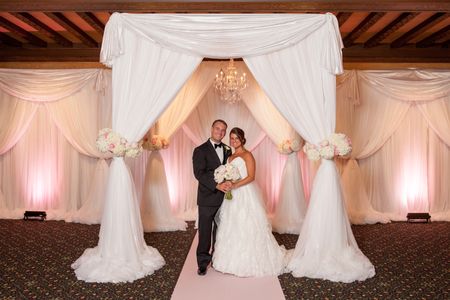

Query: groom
left=193, top=119, right=232, bottom=276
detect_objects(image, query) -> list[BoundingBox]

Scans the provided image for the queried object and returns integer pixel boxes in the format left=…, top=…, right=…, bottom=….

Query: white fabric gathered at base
left=72, top=158, right=165, bottom=282
left=287, top=160, right=375, bottom=283
left=71, top=245, right=165, bottom=283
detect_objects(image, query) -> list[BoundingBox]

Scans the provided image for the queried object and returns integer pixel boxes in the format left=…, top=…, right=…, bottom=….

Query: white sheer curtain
left=337, top=70, right=450, bottom=223
left=72, top=24, right=202, bottom=282
left=245, top=16, right=375, bottom=282
left=242, top=70, right=307, bottom=234
left=0, top=69, right=111, bottom=222
left=82, top=12, right=363, bottom=283
left=141, top=62, right=220, bottom=232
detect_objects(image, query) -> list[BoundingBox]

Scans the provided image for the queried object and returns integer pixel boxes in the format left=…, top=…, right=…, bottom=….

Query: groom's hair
left=212, top=119, right=228, bottom=128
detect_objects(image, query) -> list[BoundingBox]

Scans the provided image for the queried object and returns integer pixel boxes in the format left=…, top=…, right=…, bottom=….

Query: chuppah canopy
left=72, top=12, right=374, bottom=283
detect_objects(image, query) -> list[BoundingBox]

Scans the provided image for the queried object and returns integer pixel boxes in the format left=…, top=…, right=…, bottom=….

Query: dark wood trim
left=77, top=12, right=105, bottom=34
left=391, top=13, right=449, bottom=48
left=0, top=32, right=22, bottom=47
left=336, top=12, right=352, bottom=27
left=416, top=25, right=450, bottom=48
left=343, top=12, right=386, bottom=48
left=11, top=12, right=73, bottom=47
left=0, top=16, right=47, bottom=47
left=1, top=46, right=449, bottom=62
left=45, top=12, right=98, bottom=47
left=343, top=46, right=450, bottom=62
left=364, top=12, right=418, bottom=48
left=0, top=48, right=100, bottom=61
left=1, top=1, right=450, bottom=13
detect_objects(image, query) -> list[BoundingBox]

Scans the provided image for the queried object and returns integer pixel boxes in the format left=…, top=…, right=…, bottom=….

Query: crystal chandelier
left=214, top=58, right=248, bottom=104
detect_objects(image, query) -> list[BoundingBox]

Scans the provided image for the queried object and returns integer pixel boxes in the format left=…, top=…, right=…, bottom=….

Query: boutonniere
left=224, top=145, right=231, bottom=153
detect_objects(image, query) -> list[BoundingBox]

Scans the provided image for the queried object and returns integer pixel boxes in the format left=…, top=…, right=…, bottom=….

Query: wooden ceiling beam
left=0, top=32, right=22, bottom=47
left=76, top=12, right=105, bottom=34
left=44, top=12, right=98, bottom=47
left=343, top=46, right=450, bottom=62
left=391, top=13, right=449, bottom=48
left=343, top=12, right=386, bottom=48
left=416, top=25, right=450, bottom=48
left=336, top=12, right=352, bottom=27
left=1, top=1, right=450, bottom=13
left=0, top=16, right=47, bottom=47
left=1, top=46, right=449, bottom=62
left=364, top=12, right=418, bottom=48
left=11, top=12, right=73, bottom=47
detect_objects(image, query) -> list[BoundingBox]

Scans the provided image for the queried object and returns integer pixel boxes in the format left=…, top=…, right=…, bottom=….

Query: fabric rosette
left=277, top=139, right=301, bottom=155
left=303, top=133, right=352, bottom=161
left=96, top=128, right=143, bottom=158
left=214, top=163, right=241, bottom=200
left=142, top=134, right=169, bottom=151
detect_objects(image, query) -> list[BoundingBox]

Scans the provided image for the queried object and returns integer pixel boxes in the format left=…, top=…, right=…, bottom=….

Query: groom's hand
left=216, top=181, right=232, bottom=193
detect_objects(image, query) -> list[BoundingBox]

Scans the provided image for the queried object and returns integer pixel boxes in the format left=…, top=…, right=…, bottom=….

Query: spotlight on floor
left=406, top=212, right=430, bottom=223
left=23, top=211, right=47, bottom=221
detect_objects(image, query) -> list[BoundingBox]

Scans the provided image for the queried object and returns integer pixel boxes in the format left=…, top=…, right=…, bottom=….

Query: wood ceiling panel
left=410, top=16, right=450, bottom=43
left=0, top=1, right=449, bottom=62
left=383, top=12, right=433, bottom=43
left=354, top=12, right=402, bottom=43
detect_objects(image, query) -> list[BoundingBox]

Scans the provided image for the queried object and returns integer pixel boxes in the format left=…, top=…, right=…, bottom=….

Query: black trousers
left=196, top=205, right=221, bottom=269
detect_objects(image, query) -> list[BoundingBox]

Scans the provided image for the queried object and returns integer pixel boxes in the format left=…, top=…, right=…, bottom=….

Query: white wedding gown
left=213, top=156, right=291, bottom=277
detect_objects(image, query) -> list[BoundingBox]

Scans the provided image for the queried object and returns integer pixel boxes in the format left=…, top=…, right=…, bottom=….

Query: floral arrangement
left=96, top=128, right=143, bottom=158
left=303, top=133, right=352, bottom=161
left=214, top=163, right=241, bottom=200
left=277, top=139, right=301, bottom=154
left=142, top=134, right=169, bottom=151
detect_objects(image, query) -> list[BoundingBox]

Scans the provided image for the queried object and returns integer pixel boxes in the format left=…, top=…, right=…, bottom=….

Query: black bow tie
left=214, top=143, right=222, bottom=149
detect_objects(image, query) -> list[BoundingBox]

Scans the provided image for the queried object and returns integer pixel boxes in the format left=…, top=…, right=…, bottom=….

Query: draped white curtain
left=85, top=12, right=353, bottom=283
left=241, top=71, right=306, bottom=234
left=141, top=62, right=220, bottom=232
left=336, top=70, right=450, bottom=223
left=0, top=69, right=111, bottom=222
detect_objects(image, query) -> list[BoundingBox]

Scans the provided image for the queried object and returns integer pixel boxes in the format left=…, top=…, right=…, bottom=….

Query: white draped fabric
left=141, top=62, right=219, bottom=232
left=91, top=12, right=371, bottom=283
left=72, top=23, right=203, bottom=281
left=244, top=19, right=375, bottom=281
left=337, top=70, right=450, bottom=222
left=242, top=73, right=306, bottom=234
left=0, top=69, right=111, bottom=222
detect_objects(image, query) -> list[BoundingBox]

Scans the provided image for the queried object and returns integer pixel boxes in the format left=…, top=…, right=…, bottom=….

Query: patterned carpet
left=274, top=222, right=450, bottom=300
left=0, top=219, right=448, bottom=299
left=0, top=219, right=196, bottom=300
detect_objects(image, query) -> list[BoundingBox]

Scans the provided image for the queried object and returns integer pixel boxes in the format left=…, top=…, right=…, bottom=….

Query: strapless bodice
left=229, top=156, right=247, bottom=178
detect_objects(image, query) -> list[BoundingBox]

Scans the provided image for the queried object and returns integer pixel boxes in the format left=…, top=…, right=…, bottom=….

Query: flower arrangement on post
left=277, top=139, right=301, bottom=154
left=142, top=134, right=169, bottom=151
left=96, top=128, right=143, bottom=158
left=214, top=163, right=241, bottom=200
left=303, top=133, right=352, bottom=161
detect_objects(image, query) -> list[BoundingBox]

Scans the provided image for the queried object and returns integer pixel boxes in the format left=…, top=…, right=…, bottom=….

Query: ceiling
left=0, top=1, right=449, bottom=63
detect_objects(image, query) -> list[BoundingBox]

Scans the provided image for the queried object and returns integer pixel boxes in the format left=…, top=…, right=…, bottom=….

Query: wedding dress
left=212, top=156, right=290, bottom=277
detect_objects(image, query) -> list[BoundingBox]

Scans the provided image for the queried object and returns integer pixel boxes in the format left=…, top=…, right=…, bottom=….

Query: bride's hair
left=230, top=127, right=246, bottom=145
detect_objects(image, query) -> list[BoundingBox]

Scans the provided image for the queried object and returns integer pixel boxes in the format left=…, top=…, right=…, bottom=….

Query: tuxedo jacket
left=193, top=140, right=232, bottom=207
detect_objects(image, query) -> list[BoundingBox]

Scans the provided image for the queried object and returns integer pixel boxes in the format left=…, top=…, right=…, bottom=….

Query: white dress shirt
left=210, top=139, right=224, bottom=163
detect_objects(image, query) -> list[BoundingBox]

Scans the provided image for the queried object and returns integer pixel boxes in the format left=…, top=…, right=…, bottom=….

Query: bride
left=212, top=127, right=290, bottom=277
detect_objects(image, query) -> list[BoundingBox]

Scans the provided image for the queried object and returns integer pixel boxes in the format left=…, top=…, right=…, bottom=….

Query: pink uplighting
left=27, top=158, right=57, bottom=209
left=399, top=157, right=428, bottom=213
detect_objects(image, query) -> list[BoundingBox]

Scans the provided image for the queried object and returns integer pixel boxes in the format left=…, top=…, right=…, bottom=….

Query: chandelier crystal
left=214, top=58, right=248, bottom=104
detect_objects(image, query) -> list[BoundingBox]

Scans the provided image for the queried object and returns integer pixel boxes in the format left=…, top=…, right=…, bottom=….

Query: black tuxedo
left=193, top=140, right=232, bottom=269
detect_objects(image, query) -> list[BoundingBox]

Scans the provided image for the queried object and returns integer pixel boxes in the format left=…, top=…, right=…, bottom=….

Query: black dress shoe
left=197, top=266, right=207, bottom=276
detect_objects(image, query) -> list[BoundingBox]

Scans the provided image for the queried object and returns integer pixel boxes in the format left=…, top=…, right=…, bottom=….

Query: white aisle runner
left=171, top=233, right=286, bottom=300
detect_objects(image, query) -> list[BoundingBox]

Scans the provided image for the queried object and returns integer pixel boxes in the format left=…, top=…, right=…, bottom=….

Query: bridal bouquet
left=214, top=163, right=241, bottom=200
left=303, top=133, right=352, bottom=161
left=142, top=134, right=169, bottom=151
left=96, top=128, right=143, bottom=158
left=278, top=139, right=301, bottom=154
